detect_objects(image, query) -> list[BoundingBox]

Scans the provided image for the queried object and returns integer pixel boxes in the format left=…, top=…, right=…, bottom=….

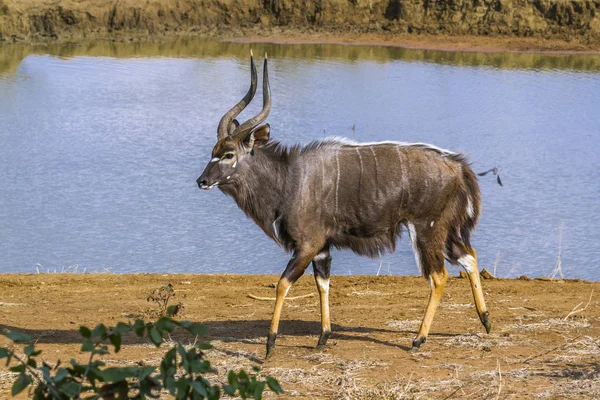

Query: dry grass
left=387, top=319, right=421, bottom=331
left=443, top=333, right=513, bottom=350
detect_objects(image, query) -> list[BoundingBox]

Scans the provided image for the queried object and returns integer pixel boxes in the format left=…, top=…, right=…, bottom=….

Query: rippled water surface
left=1, top=39, right=599, bottom=278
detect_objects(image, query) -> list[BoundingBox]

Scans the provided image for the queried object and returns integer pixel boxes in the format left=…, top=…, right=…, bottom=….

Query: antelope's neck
left=220, top=149, right=287, bottom=237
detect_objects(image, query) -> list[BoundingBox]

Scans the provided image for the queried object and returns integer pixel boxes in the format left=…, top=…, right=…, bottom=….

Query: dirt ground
left=1, top=273, right=599, bottom=399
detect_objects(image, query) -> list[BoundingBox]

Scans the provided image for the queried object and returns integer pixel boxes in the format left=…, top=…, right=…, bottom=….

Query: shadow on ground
left=0, top=319, right=466, bottom=354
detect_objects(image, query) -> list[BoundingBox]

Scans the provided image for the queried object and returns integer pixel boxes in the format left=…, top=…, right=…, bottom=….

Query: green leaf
left=114, top=322, right=131, bottom=335
left=11, top=373, right=32, bottom=396
left=41, top=366, right=51, bottom=382
left=265, top=376, right=283, bottom=394
left=5, top=330, right=31, bottom=343
left=91, top=324, right=107, bottom=338
left=54, top=368, right=69, bottom=383
left=0, top=348, right=10, bottom=359
left=175, top=378, right=188, bottom=400
left=197, top=343, right=213, bottom=350
left=238, top=370, right=249, bottom=382
left=253, top=381, right=265, bottom=400
left=101, top=366, right=156, bottom=382
left=93, top=345, right=109, bottom=356
left=180, top=321, right=208, bottom=336
left=59, top=380, right=81, bottom=397
left=165, top=376, right=176, bottom=395
left=79, top=326, right=92, bottom=338
left=190, top=381, right=208, bottom=397
left=26, top=358, right=37, bottom=368
left=148, top=327, right=162, bottom=346
left=10, top=364, right=25, bottom=373
left=227, top=371, right=237, bottom=386
left=155, top=317, right=177, bottom=333
left=24, top=344, right=35, bottom=356
left=224, top=384, right=235, bottom=396
left=81, top=339, right=95, bottom=352
left=109, top=333, right=122, bottom=353
left=207, top=385, right=220, bottom=400
left=133, top=319, right=146, bottom=337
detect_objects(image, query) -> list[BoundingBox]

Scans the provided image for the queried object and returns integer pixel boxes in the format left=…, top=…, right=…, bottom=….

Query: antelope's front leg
left=267, top=246, right=321, bottom=358
left=312, top=246, right=332, bottom=349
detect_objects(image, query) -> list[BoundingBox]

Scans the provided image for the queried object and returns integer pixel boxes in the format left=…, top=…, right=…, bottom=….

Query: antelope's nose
left=197, top=177, right=207, bottom=189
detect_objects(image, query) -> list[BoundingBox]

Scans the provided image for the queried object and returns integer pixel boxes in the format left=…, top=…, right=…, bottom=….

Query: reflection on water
left=2, top=38, right=600, bottom=75
left=1, top=39, right=599, bottom=279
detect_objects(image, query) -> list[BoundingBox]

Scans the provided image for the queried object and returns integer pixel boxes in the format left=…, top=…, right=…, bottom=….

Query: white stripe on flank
left=355, top=148, right=363, bottom=181
left=407, top=223, right=422, bottom=274
left=320, top=157, right=326, bottom=200
left=396, top=146, right=410, bottom=202
left=272, top=216, right=281, bottom=242
left=369, top=146, right=379, bottom=171
left=335, top=151, right=340, bottom=214
left=466, top=197, right=474, bottom=218
left=369, top=146, right=379, bottom=197
left=313, top=252, right=329, bottom=262
left=458, top=254, right=476, bottom=273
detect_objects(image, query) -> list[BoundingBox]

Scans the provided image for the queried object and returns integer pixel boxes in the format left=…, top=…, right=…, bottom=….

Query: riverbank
left=1, top=0, right=600, bottom=53
left=1, top=274, right=599, bottom=398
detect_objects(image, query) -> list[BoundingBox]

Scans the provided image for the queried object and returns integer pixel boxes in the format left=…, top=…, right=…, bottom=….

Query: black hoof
left=266, top=332, right=277, bottom=359
left=316, top=331, right=331, bottom=349
left=409, top=336, right=426, bottom=352
left=481, top=311, right=491, bottom=334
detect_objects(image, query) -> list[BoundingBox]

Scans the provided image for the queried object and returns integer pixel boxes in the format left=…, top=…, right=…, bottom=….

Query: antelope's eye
left=224, top=153, right=235, bottom=160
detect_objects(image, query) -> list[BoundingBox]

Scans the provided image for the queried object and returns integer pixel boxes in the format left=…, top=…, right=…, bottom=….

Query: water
left=1, top=39, right=599, bottom=279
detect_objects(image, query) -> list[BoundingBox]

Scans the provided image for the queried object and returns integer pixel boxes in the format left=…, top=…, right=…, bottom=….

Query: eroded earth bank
left=1, top=0, right=600, bottom=52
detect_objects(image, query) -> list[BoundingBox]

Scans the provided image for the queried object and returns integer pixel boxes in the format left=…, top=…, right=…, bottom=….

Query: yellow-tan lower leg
left=459, top=249, right=491, bottom=333
left=411, top=268, right=448, bottom=351
left=315, top=276, right=331, bottom=347
left=267, top=278, right=291, bottom=356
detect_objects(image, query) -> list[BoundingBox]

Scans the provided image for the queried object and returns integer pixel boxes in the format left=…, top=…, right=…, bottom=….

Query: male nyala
left=197, top=52, right=490, bottom=358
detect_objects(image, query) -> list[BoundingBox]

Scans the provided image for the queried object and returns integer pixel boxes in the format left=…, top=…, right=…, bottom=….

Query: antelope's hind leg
left=458, top=248, right=491, bottom=333
left=312, top=246, right=332, bottom=349
left=409, top=224, right=448, bottom=352
left=410, top=268, right=448, bottom=352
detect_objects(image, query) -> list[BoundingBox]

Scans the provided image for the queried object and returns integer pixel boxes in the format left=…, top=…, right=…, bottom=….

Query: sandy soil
left=1, top=273, right=599, bottom=399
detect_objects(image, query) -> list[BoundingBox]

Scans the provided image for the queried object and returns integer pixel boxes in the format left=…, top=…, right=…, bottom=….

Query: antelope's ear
left=248, top=124, right=270, bottom=148
left=228, top=119, right=240, bottom=135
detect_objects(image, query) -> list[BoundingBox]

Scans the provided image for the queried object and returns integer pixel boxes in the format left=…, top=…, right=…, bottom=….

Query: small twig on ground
left=563, top=289, right=594, bottom=320
left=376, top=262, right=383, bottom=276
left=495, top=359, right=502, bottom=400
left=247, top=293, right=314, bottom=301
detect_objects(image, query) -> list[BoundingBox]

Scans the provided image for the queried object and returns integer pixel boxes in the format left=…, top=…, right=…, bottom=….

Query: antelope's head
left=197, top=51, right=271, bottom=190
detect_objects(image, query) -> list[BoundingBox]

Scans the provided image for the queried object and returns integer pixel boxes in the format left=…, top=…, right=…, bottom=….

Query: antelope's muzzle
left=196, top=175, right=217, bottom=190
left=197, top=164, right=220, bottom=190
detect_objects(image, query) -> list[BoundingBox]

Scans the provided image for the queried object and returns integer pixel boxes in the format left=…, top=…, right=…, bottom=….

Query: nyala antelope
left=197, top=52, right=491, bottom=358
